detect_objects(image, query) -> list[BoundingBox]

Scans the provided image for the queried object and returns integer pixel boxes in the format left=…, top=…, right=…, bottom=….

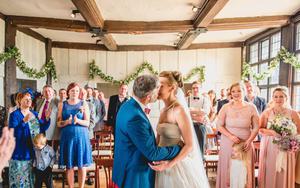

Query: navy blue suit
left=244, top=96, right=266, bottom=114
left=112, top=98, right=180, bottom=188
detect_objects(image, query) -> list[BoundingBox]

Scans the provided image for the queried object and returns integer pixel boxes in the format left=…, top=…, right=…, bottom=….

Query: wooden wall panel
left=106, top=51, right=127, bottom=80
left=160, top=51, right=178, bottom=71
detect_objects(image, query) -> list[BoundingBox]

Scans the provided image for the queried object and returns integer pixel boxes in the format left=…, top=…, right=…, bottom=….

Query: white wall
left=52, top=47, right=242, bottom=127
left=16, top=31, right=46, bottom=90
left=0, top=19, right=5, bottom=106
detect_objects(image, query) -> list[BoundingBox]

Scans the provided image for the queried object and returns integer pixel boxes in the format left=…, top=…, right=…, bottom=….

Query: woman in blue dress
left=57, top=83, right=92, bottom=188
left=9, top=92, right=50, bottom=188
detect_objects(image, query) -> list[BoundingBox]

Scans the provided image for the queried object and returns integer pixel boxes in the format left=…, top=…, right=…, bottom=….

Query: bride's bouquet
left=267, top=115, right=300, bottom=152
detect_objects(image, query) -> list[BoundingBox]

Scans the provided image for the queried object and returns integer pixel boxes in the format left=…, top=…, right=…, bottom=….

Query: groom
left=112, top=75, right=181, bottom=188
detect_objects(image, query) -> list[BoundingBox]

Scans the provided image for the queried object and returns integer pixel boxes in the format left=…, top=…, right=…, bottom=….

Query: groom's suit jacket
left=112, top=98, right=181, bottom=188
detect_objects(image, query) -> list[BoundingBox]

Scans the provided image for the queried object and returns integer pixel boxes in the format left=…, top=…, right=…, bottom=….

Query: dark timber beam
left=45, top=38, right=52, bottom=85
left=71, top=0, right=117, bottom=51
left=4, top=21, right=17, bottom=108
left=177, top=0, right=229, bottom=49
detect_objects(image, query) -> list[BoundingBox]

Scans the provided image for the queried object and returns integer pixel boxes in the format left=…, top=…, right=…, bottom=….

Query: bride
left=149, top=71, right=210, bottom=188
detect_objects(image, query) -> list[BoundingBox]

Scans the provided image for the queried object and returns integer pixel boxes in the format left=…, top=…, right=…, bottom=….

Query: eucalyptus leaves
left=89, top=60, right=206, bottom=85
left=242, top=47, right=300, bottom=81
left=0, top=47, right=57, bottom=81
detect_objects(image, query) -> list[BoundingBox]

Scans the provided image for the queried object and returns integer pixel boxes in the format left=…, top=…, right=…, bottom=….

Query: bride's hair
left=159, top=71, right=184, bottom=88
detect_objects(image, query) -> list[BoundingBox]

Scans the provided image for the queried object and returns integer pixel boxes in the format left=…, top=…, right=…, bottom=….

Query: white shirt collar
left=132, top=96, right=148, bottom=111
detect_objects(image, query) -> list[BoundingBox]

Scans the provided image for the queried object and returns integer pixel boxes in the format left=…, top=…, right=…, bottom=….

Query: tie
left=193, top=97, right=200, bottom=100
left=41, top=100, right=49, bottom=120
left=144, top=108, right=151, bottom=115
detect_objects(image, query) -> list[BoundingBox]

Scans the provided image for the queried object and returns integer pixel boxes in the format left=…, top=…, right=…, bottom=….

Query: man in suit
left=112, top=75, right=181, bottom=188
left=35, top=85, right=59, bottom=142
left=244, top=80, right=266, bottom=114
left=107, top=84, right=128, bottom=135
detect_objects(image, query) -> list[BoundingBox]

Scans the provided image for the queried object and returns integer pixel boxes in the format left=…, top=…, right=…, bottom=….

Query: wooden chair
left=253, top=141, right=261, bottom=168
left=95, top=158, right=115, bottom=188
left=205, top=133, right=219, bottom=155
left=204, top=154, right=219, bottom=176
left=93, top=131, right=114, bottom=159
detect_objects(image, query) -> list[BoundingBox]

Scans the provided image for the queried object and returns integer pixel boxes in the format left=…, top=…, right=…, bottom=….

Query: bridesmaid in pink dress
left=258, top=86, right=300, bottom=188
left=216, top=82, right=259, bottom=188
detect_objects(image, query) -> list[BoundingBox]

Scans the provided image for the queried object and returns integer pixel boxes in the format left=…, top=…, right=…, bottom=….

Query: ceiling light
left=71, top=10, right=80, bottom=18
left=192, top=6, right=199, bottom=12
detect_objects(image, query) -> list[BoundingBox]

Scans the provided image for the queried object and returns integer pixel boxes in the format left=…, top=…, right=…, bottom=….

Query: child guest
left=33, top=134, right=56, bottom=188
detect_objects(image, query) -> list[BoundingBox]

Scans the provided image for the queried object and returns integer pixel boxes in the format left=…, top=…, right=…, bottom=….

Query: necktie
left=144, top=108, right=151, bottom=115
left=41, top=100, right=49, bottom=120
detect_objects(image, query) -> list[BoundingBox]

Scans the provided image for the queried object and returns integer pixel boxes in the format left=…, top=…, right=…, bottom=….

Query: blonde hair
left=159, top=71, right=184, bottom=88
left=232, top=142, right=248, bottom=162
left=33, top=134, right=47, bottom=146
left=272, top=86, right=291, bottom=108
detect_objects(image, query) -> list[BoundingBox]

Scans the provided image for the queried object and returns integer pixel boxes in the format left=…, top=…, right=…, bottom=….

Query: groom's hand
left=148, top=160, right=170, bottom=171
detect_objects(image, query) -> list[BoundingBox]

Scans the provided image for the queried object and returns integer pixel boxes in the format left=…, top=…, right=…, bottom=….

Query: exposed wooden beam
left=52, top=41, right=107, bottom=51
left=104, top=20, right=193, bottom=34
left=178, top=0, right=229, bottom=50
left=245, top=28, right=280, bottom=45
left=52, top=41, right=242, bottom=51
left=71, top=0, right=117, bottom=51
left=0, top=12, right=5, bottom=20
left=7, top=16, right=90, bottom=32
left=17, top=27, right=46, bottom=43
left=45, top=38, right=52, bottom=85
left=4, top=22, right=17, bottom=108
left=194, top=0, right=229, bottom=28
left=208, top=16, right=289, bottom=31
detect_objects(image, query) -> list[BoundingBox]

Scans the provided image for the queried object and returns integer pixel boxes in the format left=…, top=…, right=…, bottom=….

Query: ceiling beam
left=71, top=0, right=117, bottom=51
left=17, top=27, right=47, bottom=43
left=7, top=16, right=90, bottom=32
left=177, top=0, right=229, bottom=49
left=103, top=20, right=193, bottom=34
left=208, top=15, right=289, bottom=31
left=52, top=41, right=242, bottom=51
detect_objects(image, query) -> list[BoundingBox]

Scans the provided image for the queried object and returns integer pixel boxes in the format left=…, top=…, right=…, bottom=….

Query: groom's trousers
left=193, top=122, right=206, bottom=159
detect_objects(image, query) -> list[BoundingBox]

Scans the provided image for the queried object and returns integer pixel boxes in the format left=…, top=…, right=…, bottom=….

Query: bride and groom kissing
left=112, top=72, right=210, bottom=188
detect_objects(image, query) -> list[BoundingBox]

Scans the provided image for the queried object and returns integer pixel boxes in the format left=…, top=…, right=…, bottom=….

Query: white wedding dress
left=155, top=88, right=210, bottom=188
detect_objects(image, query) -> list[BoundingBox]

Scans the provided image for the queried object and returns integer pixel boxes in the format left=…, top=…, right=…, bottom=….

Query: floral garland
left=89, top=60, right=205, bottom=85
left=0, top=46, right=57, bottom=81
left=242, top=47, right=300, bottom=81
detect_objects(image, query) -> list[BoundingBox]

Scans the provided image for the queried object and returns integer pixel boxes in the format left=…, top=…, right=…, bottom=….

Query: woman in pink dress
left=258, top=86, right=300, bottom=188
left=216, top=82, right=259, bottom=188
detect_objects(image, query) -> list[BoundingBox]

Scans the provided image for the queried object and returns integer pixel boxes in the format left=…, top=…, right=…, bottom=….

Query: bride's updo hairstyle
left=159, top=71, right=184, bottom=88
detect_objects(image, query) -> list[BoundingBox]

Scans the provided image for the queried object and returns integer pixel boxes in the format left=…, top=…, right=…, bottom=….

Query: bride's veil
left=176, top=88, right=210, bottom=187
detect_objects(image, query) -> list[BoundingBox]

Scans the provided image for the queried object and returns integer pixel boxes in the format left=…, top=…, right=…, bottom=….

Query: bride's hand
left=148, top=161, right=170, bottom=171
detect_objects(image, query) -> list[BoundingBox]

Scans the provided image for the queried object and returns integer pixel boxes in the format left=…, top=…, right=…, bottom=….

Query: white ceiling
left=32, top=28, right=100, bottom=44
left=0, top=0, right=84, bottom=20
left=193, top=28, right=266, bottom=43
left=216, top=0, right=300, bottom=18
left=112, top=33, right=178, bottom=45
left=96, top=0, right=202, bottom=21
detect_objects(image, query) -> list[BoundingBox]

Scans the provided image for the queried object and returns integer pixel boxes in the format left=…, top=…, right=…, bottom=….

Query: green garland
left=89, top=60, right=205, bottom=85
left=0, top=47, right=57, bottom=81
left=242, top=47, right=300, bottom=81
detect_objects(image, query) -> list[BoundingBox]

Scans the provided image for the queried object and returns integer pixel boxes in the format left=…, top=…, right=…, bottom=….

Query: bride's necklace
left=273, top=107, right=286, bottom=116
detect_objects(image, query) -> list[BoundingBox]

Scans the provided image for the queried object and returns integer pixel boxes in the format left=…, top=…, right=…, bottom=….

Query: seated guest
left=58, top=88, right=67, bottom=102
left=9, top=92, right=50, bottom=188
left=217, top=89, right=231, bottom=114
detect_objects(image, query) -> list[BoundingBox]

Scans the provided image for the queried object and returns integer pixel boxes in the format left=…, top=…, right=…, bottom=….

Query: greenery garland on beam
left=0, top=47, right=58, bottom=81
left=89, top=60, right=206, bottom=85
left=242, top=47, right=300, bottom=81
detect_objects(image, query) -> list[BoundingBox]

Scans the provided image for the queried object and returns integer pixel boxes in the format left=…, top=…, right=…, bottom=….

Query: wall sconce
left=71, top=10, right=80, bottom=18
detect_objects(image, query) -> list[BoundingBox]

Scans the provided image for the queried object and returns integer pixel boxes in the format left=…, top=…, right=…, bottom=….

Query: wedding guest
left=9, top=92, right=50, bottom=188
left=216, top=82, right=259, bottom=188
left=35, top=85, right=59, bottom=142
left=86, top=87, right=105, bottom=133
left=217, top=89, right=231, bottom=114
left=93, top=88, right=99, bottom=100
left=187, top=81, right=210, bottom=157
left=58, top=88, right=67, bottom=102
left=208, top=90, right=217, bottom=121
left=218, top=88, right=227, bottom=101
left=33, top=134, right=55, bottom=188
left=244, top=80, right=266, bottom=114
left=258, top=86, right=300, bottom=188
left=107, top=84, right=128, bottom=136
left=57, top=82, right=92, bottom=188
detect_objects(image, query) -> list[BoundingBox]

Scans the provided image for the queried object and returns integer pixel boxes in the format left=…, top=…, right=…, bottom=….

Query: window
left=250, top=43, right=258, bottom=64
left=292, top=23, right=300, bottom=110
left=247, top=32, right=281, bottom=102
